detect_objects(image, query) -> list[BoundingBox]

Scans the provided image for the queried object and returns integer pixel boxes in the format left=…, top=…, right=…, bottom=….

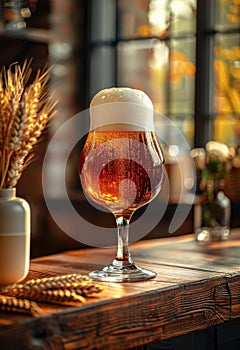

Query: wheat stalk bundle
left=1, top=274, right=104, bottom=313
left=0, top=60, right=57, bottom=188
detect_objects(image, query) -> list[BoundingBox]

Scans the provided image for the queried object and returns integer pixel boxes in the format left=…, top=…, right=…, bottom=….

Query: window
left=213, top=0, right=240, bottom=145
left=89, top=0, right=240, bottom=148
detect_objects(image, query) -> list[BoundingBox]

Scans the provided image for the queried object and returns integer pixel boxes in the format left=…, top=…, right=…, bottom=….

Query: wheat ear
left=0, top=60, right=57, bottom=188
left=0, top=295, right=43, bottom=316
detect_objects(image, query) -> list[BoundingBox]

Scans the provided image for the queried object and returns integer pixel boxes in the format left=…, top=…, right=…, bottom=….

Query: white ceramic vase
left=0, top=188, right=30, bottom=286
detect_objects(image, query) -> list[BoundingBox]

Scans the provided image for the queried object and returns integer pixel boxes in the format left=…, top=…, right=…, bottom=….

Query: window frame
left=88, top=0, right=240, bottom=148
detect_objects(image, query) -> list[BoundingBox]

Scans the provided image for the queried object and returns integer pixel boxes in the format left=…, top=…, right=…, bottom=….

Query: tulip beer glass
left=79, top=88, right=165, bottom=282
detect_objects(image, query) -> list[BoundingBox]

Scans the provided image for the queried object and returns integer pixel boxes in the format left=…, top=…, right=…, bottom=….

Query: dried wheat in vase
left=0, top=61, right=57, bottom=286
left=0, top=60, right=57, bottom=188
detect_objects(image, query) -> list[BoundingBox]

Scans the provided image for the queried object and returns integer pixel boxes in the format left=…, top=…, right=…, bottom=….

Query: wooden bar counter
left=1, top=230, right=240, bottom=349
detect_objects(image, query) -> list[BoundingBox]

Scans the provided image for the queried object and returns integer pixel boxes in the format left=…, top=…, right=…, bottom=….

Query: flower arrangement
left=191, top=141, right=235, bottom=200
left=0, top=60, right=57, bottom=189
left=192, top=141, right=235, bottom=242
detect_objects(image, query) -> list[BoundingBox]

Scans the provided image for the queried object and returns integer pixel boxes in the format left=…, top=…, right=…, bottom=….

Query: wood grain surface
left=1, top=230, right=240, bottom=349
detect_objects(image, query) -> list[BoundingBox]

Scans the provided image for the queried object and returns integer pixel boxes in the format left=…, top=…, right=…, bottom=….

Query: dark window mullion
left=194, top=0, right=215, bottom=147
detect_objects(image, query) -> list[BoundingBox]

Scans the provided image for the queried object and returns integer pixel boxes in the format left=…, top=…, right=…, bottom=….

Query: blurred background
left=0, top=0, right=240, bottom=256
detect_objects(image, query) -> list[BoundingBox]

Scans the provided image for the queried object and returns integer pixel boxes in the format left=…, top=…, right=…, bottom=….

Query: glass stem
left=115, top=215, right=133, bottom=263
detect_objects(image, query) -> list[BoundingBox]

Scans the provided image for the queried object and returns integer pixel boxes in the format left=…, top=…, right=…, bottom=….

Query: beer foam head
left=91, top=87, right=153, bottom=108
left=90, top=87, right=154, bottom=131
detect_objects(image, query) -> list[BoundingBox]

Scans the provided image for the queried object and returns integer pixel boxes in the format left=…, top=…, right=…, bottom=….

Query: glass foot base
left=89, top=259, right=156, bottom=282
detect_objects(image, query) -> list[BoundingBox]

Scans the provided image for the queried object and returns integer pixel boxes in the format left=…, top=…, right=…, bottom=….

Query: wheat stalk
left=24, top=273, right=92, bottom=289
left=1, top=274, right=104, bottom=306
left=0, top=60, right=57, bottom=188
left=0, top=295, right=43, bottom=316
left=25, top=289, right=87, bottom=304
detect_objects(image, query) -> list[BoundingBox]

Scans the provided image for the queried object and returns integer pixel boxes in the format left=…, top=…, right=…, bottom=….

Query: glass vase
left=0, top=188, right=30, bottom=286
left=194, top=182, right=231, bottom=243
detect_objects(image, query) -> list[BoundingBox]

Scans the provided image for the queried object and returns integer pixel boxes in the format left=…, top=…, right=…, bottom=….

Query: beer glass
left=79, top=88, right=165, bottom=282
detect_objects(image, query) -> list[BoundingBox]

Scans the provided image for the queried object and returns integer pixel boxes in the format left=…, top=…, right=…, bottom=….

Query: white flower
left=191, top=148, right=206, bottom=170
left=205, top=141, right=231, bottom=162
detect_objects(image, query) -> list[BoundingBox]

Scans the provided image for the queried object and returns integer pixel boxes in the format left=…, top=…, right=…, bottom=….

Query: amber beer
left=79, top=88, right=164, bottom=281
left=79, top=127, right=164, bottom=215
